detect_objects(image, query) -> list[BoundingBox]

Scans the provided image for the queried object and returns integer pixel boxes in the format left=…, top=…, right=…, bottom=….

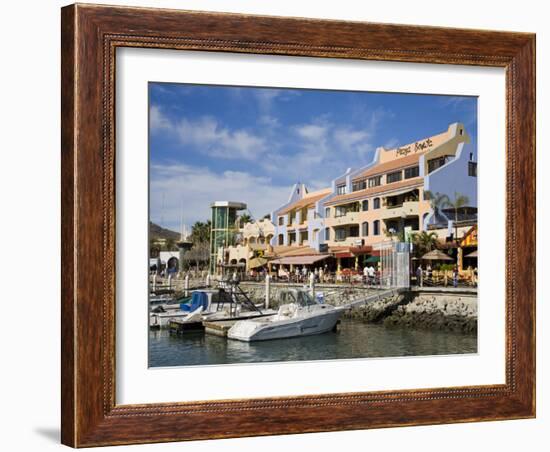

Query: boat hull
left=228, top=308, right=343, bottom=342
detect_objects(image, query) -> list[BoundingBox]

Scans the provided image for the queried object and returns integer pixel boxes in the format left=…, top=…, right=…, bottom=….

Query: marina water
left=149, top=318, right=477, bottom=367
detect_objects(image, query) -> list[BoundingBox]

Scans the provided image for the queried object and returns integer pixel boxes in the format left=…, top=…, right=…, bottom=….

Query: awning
left=382, top=186, right=419, bottom=198
left=248, top=257, right=268, bottom=269
left=270, top=255, right=330, bottom=266
left=334, top=252, right=354, bottom=258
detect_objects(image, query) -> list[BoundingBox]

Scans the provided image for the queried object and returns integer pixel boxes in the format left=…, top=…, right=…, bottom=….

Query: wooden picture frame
left=61, top=3, right=536, bottom=447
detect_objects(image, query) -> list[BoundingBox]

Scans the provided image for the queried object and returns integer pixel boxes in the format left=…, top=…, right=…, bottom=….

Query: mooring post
left=168, top=273, right=172, bottom=291
left=205, top=273, right=211, bottom=288
left=265, top=274, right=270, bottom=309
left=184, top=274, right=189, bottom=297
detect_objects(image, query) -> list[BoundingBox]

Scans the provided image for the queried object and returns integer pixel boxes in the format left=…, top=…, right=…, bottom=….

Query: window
left=373, top=197, right=380, bottom=209
left=468, top=161, right=477, bottom=177
left=349, top=225, right=359, bottom=237
left=278, top=216, right=284, bottom=226
left=352, top=179, right=366, bottom=192
left=427, top=155, right=453, bottom=173
left=386, top=170, right=402, bottom=183
left=368, top=176, right=381, bottom=188
left=404, top=166, right=419, bottom=179
left=335, top=228, right=346, bottom=241
left=336, top=184, right=347, bottom=195
left=325, top=227, right=330, bottom=241
left=373, top=220, right=380, bottom=235
left=325, top=207, right=331, bottom=218
left=362, top=221, right=369, bottom=236
left=335, top=206, right=346, bottom=217
left=362, top=200, right=369, bottom=211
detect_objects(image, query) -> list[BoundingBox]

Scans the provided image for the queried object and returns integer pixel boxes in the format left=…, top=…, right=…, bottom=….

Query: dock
left=202, top=320, right=239, bottom=337
left=168, top=319, right=204, bottom=335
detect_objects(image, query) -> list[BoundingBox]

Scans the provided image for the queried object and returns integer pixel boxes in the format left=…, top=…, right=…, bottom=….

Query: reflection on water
left=149, top=319, right=477, bottom=367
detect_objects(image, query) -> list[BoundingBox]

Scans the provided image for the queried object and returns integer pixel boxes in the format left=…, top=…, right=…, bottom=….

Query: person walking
left=452, top=265, right=459, bottom=288
left=416, top=265, right=423, bottom=287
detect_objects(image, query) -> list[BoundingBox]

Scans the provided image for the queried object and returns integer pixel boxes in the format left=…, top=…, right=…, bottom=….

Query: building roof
left=278, top=189, right=331, bottom=215
left=352, top=154, right=421, bottom=181
left=325, top=177, right=423, bottom=206
left=210, top=201, right=247, bottom=209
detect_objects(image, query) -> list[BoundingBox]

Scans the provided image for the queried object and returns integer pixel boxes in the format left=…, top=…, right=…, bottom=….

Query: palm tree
left=446, top=192, right=470, bottom=241
left=411, top=231, right=439, bottom=258
left=190, top=220, right=211, bottom=244
left=236, top=213, right=252, bottom=228
left=424, top=190, right=450, bottom=219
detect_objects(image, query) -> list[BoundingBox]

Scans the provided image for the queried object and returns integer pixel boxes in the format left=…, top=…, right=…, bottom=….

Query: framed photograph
left=61, top=3, right=536, bottom=447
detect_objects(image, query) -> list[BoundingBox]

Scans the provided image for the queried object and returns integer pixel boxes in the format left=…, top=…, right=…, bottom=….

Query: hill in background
left=149, top=221, right=180, bottom=241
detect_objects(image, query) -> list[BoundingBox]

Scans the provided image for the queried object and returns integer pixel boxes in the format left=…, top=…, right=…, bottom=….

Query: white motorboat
left=227, top=289, right=345, bottom=342
left=149, top=306, right=203, bottom=328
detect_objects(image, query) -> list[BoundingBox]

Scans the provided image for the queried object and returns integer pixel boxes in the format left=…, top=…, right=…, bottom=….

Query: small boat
left=227, top=288, right=345, bottom=342
left=150, top=306, right=204, bottom=328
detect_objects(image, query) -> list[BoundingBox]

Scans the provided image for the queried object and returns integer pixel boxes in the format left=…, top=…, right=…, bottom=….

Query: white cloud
left=333, top=127, right=370, bottom=150
left=254, top=89, right=281, bottom=112
left=295, top=123, right=329, bottom=142
left=150, top=105, right=172, bottom=132
left=149, top=105, right=268, bottom=161
left=258, top=115, right=280, bottom=128
left=150, top=163, right=291, bottom=229
left=176, top=117, right=267, bottom=160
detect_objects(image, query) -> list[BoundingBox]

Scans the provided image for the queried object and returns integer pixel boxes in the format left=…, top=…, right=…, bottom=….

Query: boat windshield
left=280, top=290, right=318, bottom=307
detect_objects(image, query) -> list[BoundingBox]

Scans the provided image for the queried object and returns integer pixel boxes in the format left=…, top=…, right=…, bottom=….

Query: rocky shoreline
left=345, top=292, right=477, bottom=334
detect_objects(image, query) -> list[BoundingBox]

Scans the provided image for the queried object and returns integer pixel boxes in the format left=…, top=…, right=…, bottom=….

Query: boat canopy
left=279, top=289, right=319, bottom=307
left=181, top=291, right=209, bottom=312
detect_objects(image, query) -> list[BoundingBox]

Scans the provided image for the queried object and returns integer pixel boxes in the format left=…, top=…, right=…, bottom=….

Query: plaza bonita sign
left=395, top=138, right=434, bottom=157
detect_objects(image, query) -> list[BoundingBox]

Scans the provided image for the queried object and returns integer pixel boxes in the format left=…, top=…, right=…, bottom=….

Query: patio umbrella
left=465, top=250, right=478, bottom=258
left=248, top=257, right=268, bottom=269
left=421, top=249, right=453, bottom=261
left=365, top=256, right=380, bottom=263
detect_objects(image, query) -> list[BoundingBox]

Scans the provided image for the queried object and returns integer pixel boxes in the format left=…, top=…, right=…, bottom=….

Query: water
left=149, top=319, right=477, bottom=367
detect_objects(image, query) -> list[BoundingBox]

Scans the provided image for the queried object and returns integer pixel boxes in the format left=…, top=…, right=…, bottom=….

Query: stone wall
left=238, top=282, right=376, bottom=309
left=383, top=293, right=477, bottom=333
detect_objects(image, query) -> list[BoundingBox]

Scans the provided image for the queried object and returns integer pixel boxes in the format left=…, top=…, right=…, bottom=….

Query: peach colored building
left=271, top=123, right=476, bottom=258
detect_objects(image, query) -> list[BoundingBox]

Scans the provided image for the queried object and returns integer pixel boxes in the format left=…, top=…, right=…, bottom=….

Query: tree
left=236, top=213, right=252, bottom=228
left=424, top=190, right=450, bottom=217
left=164, top=237, right=177, bottom=251
left=182, top=241, right=210, bottom=271
left=411, top=231, right=439, bottom=258
left=190, top=220, right=211, bottom=244
left=446, top=192, right=470, bottom=241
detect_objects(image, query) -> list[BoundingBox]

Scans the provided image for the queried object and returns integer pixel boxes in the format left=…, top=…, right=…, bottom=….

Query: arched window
left=325, top=227, right=331, bottom=241
left=373, top=220, right=380, bottom=235
left=373, top=197, right=380, bottom=209
left=362, top=221, right=369, bottom=236
left=362, top=200, right=369, bottom=211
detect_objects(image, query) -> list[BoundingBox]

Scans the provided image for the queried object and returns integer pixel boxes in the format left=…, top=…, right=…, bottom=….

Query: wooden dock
left=202, top=320, right=239, bottom=337
left=168, top=319, right=204, bottom=335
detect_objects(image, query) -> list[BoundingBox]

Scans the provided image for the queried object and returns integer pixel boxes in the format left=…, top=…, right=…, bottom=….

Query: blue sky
left=149, top=82, right=477, bottom=231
